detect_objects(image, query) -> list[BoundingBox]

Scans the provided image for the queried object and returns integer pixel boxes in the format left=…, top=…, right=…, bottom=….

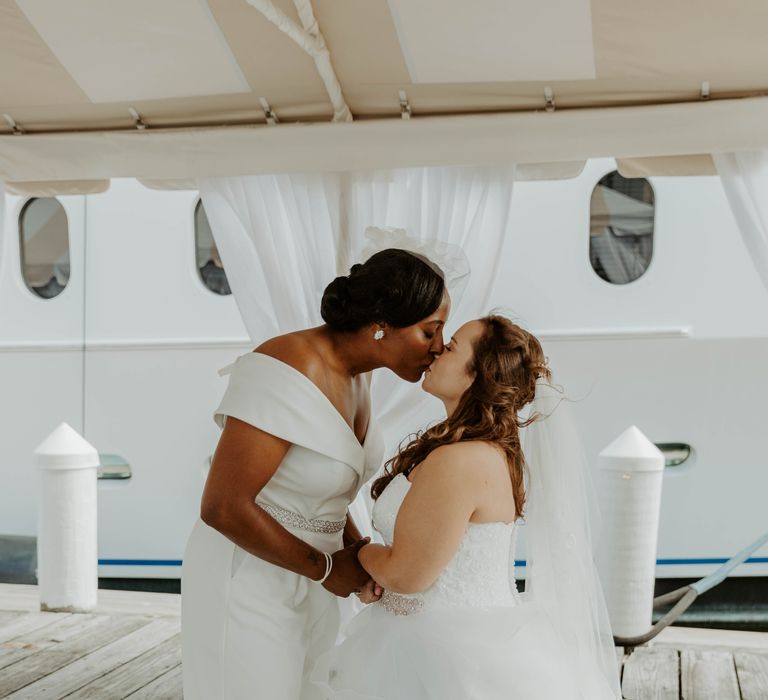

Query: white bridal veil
left=523, top=380, right=622, bottom=698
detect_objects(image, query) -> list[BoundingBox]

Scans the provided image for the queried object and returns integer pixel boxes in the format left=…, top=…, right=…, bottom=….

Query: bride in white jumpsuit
left=181, top=248, right=451, bottom=700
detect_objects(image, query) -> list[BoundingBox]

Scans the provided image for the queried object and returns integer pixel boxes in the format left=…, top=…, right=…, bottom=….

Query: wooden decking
left=0, top=584, right=181, bottom=699
left=2, top=584, right=768, bottom=699
left=619, top=627, right=768, bottom=700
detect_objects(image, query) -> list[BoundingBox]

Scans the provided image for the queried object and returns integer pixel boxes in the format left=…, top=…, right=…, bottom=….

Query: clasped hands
left=322, top=536, right=383, bottom=603
left=356, top=578, right=385, bottom=604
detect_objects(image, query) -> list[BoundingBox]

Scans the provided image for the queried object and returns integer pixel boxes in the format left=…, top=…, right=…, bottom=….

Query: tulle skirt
left=312, top=598, right=618, bottom=700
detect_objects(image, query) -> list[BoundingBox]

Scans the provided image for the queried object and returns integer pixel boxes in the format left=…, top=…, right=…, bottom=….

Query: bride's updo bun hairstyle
left=371, top=314, right=551, bottom=518
left=321, top=249, right=445, bottom=332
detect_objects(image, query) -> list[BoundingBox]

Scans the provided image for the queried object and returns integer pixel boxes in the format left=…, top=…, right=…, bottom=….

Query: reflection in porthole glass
left=590, top=171, right=654, bottom=285
left=194, top=200, right=231, bottom=296
left=19, top=198, right=70, bottom=299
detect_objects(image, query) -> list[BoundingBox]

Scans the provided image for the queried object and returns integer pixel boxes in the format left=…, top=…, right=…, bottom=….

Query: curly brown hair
left=370, top=315, right=551, bottom=517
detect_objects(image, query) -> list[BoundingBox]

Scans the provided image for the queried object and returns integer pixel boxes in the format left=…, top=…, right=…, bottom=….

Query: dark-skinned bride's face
left=421, top=319, right=485, bottom=405
left=374, top=290, right=451, bottom=382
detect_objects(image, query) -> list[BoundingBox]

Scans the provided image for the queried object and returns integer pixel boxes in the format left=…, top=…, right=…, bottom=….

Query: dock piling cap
left=34, top=422, right=99, bottom=470
left=599, top=425, right=665, bottom=472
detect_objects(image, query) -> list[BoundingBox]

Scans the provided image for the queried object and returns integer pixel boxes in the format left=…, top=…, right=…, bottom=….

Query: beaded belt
left=378, top=590, right=424, bottom=616
left=257, top=502, right=347, bottom=534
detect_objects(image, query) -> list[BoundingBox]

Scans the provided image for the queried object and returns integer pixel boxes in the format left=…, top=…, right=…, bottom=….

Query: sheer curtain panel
left=198, top=166, right=515, bottom=533
left=714, top=151, right=768, bottom=295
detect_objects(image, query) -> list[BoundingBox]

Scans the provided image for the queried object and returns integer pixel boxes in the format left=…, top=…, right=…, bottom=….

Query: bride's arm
left=201, top=417, right=369, bottom=597
left=358, top=443, right=485, bottom=594
left=201, top=417, right=325, bottom=578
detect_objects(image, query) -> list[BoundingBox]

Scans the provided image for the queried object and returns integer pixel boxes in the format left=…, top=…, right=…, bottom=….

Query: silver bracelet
left=315, top=551, right=333, bottom=584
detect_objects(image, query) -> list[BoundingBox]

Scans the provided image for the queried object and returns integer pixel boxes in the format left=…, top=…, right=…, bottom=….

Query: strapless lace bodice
left=372, top=474, right=519, bottom=614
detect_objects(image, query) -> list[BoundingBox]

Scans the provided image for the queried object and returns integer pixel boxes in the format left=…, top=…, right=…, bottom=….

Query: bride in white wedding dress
left=313, top=314, right=622, bottom=699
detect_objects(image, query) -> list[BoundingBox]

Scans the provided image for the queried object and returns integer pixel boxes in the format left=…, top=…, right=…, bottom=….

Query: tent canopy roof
left=1, top=0, right=766, bottom=185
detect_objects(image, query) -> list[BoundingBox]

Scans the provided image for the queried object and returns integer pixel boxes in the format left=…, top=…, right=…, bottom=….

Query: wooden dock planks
left=734, top=651, right=768, bottom=700
left=0, top=614, right=104, bottom=673
left=2, top=582, right=768, bottom=699
left=5, top=618, right=180, bottom=699
left=680, top=648, right=741, bottom=699
left=0, top=613, right=70, bottom=647
left=622, top=646, right=679, bottom=699
left=122, top=665, right=182, bottom=700
left=62, top=633, right=181, bottom=700
left=0, top=615, right=150, bottom=696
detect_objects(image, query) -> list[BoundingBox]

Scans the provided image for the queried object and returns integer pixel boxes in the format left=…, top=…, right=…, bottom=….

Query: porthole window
left=19, top=198, right=70, bottom=299
left=589, top=171, right=654, bottom=284
left=194, top=200, right=231, bottom=296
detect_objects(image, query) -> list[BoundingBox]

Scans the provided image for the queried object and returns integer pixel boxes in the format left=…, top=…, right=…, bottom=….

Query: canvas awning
left=1, top=0, right=767, bottom=185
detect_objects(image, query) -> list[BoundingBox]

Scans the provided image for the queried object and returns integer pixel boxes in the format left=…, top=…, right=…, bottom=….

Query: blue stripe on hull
left=97, top=557, right=768, bottom=567
left=99, top=559, right=183, bottom=566
left=511, top=557, right=768, bottom=568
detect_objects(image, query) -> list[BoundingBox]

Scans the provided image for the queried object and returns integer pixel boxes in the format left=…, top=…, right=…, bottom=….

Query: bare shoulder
left=254, top=332, right=326, bottom=385
left=413, top=441, right=508, bottom=486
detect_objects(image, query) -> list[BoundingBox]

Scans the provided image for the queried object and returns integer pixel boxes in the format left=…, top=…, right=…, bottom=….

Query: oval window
left=194, top=200, right=231, bottom=296
left=589, top=171, right=654, bottom=284
left=19, top=198, right=70, bottom=299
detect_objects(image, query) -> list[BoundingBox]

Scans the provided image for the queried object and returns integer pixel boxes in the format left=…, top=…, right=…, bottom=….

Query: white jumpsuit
left=181, top=352, right=383, bottom=700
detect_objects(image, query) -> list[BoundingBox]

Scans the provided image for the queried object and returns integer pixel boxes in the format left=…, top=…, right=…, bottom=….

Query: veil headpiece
left=360, top=226, right=471, bottom=301
left=523, top=380, right=622, bottom=698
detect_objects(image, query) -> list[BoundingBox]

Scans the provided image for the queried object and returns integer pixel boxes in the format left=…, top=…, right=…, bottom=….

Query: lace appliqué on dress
left=426, top=523, right=518, bottom=610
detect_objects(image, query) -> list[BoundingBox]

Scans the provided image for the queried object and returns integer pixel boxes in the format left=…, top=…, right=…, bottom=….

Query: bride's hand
left=355, top=579, right=384, bottom=604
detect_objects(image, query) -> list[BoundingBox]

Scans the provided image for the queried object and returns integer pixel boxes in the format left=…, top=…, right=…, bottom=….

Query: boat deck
left=2, top=584, right=768, bottom=699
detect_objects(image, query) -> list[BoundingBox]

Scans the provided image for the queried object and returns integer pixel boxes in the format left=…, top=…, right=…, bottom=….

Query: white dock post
left=34, top=422, right=99, bottom=612
left=596, top=425, right=665, bottom=639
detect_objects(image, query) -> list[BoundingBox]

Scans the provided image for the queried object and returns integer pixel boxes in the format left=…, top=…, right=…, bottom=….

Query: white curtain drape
left=198, top=166, right=515, bottom=533
left=0, top=182, right=6, bottom=294
left=198, top=174, right=343, bottom=340
left=0, top=182, right=5, bottom=264
left=714, top=151, right=768, bottom=295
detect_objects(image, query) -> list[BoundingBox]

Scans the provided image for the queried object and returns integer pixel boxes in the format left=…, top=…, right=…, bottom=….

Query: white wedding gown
left=181, top=352, right=384, bottom=700
left=312, top=473, right=618, bottom=699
